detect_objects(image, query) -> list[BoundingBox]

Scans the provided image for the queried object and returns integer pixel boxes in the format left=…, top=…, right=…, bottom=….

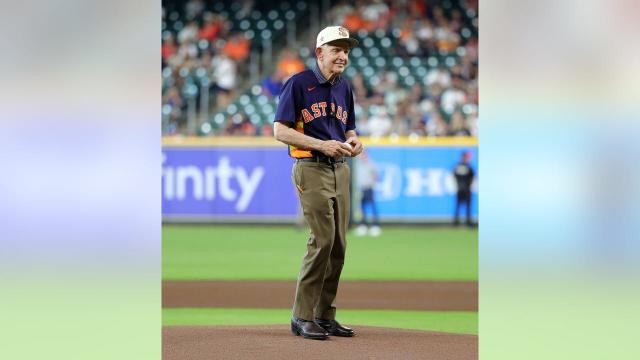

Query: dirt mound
left=163, top=325, right=477, bottom=360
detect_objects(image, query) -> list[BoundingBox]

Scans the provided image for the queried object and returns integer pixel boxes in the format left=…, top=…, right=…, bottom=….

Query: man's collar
left=313, top=62, right=340, bottom=85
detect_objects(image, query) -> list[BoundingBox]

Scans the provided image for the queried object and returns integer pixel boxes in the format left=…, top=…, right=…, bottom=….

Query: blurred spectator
left=465, top=82, right=479, bottom=109
left=440, top=77, right=467, bottom=115
left=408, top=83, right=425, bottom=104
left=170, top=39, right=199, bottom=69
left=199, top=51, right=213, bottom=72
left=356, top=114, right=371, bottom=136
left=459, top=56, right=477, bottom=81
left=393, top=96, right=416, bottom=135
left=449, top=9, right=464, bottom=33
left=240, top=120, right=257, bottom=136
left=362, top=0, right=390, bottom=30
left=369, top=82, right=386, bottom=106
left=351, top=73, right=373, bottom=104
left=260, top=123, right=273, bottom=137
left=277, top=50, right=305, bottom=79
left=408, top=113, right=427, bottom=136
left=199, top=13, right=224, bottom=43
left=329, top=0, right=354, bottom=26
left=163, top=86, right=184, bottom=133
left=343, top=6, right=365, bottom=31
left=366, top=107, right=392, bottom=136
left=177, top=20, right=199, bottom=44
left=261, top=70, right=285, bottom=98
left=163, top=85, right=183, bottom=106
left=162, top=33, right=178, bottom=64
left=466, top=110, right=478, bottom=137
left=382, top=72, right=407, bottom=115
left=408, top=0, right=427, bottom=17
left=426, top=66, right=452, bottom=88
left=184, top=0, right=205, bottom=20
left=236, top=0, right=255, bottom=18
left=391, top=114, right=410, bottom=136
left=436, top=23, right=461, bottom=53
left=426, top=112, right=449, bottom=137
left=453, top=151, right=475, bottom=227
left=211, top=52, right=237, bottom=108
left=222, top=114, right=240, bottom=135
left=465, top=37, right=479, bottom=62
left=416, top=19, right=434, bottom=43
left=397, top=21, right=421, bottom=57
left=223, top=33, right=250, bottom=62
left=448, top=112, right=471, bottom=136
left=222, top=113, right=256, bottom=136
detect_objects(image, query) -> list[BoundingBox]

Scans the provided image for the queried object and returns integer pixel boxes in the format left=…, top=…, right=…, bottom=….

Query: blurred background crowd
left=162, top=0, right=478, bottom=138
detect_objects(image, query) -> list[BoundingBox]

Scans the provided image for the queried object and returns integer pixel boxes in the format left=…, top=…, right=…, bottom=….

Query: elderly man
left=273, top=26, right=363, bottom=340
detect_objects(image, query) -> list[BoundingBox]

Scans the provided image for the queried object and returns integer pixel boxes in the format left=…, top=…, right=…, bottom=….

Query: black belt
left=296, top=156, right=346, bottom=164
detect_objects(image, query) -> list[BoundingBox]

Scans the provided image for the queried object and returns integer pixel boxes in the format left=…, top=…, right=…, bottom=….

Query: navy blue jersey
left=274, top=66, right=356, bottom=158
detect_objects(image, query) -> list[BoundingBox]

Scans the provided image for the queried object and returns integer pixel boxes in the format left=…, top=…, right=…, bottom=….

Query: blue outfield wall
left=363, top=146, right=477, bottom=222
left=162, top=141, right=477, bottom=223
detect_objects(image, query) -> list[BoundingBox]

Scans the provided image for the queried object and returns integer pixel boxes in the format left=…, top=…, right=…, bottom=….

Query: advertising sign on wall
left=162, top=145, right=477, bottom=222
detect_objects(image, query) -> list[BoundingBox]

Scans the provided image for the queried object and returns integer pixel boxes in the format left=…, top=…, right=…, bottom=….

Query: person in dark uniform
left=273, top=26, right=363, bottom=340
left=453, top=151, right=475, bottom=226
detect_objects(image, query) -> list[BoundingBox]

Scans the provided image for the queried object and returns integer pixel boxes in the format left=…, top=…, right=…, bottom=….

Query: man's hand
left=320, top=140, right=353, bottom=158
left=345, top=136, right=364, bottom=156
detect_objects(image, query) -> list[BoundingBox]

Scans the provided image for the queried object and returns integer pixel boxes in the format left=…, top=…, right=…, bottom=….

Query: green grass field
left=163, top=225, right=478, bottom=281
left=163, top=225, right=478, bottom=335
left=163, top=308, right=478, bottom=335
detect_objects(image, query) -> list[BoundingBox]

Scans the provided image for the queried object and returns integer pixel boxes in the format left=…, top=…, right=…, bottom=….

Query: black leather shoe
left=314, top=319, right=355, bottom=337
left=291, top=317, right=329, bottom=340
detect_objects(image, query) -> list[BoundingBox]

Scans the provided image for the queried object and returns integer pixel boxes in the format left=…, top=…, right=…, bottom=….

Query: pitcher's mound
left=163, top=325, right=477, bottom=360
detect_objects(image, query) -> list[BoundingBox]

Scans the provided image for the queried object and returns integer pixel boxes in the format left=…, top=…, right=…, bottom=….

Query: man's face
left=317, top=40, right=351, bottom=74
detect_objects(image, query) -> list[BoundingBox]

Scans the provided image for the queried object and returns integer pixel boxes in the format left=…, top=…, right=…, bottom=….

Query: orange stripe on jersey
left=291, top=147, right=313, bottom=158
left=289, top=117, right=313, bottom=158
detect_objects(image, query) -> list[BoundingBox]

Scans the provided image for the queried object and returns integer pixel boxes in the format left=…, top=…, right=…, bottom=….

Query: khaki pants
left=291, top=160, right=350, bottom=321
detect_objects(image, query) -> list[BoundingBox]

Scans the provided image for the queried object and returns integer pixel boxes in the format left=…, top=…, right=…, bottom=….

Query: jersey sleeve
left=274, top=77, right=297, bottom=124
left=346, top=84, right=356, bottom=131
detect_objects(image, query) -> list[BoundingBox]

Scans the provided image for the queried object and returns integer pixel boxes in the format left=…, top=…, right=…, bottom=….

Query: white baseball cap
left=316, top=26, right=359, bottom=49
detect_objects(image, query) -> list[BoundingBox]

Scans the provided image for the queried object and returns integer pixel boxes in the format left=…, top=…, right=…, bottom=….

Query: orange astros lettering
left=318, top=102, right=327, bottom=116
left=311, top=103, right=321, bottom=118
left=301, top=109, right=314, bottom=123
left=299, top=102, right=348, bottom=124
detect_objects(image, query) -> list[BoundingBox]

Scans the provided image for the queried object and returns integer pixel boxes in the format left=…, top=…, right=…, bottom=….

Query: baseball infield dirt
left=163, top=325, right=477, bottom=360
left=163, top=280, right=477, bottom=358
left=163, top=280, right=477, bottom=311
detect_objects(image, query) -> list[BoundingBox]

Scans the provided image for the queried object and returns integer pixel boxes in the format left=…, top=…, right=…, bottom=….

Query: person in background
left=356, top=151, right=381, bottom=236
left=453, top=151, right=475, bottom=226
left=211, top=52, right=237, bottom=108
left=161, top=33, right=177, bottom=66
left=366, top=107, right=392, bottom=136
left=448, top=111, right=471, bottom=136
left=223, top=32, right=251, bottom=62
left=261, top=69, right=285, bottom=98
left=276, top=49, right=305, bottom=80
left=199, top=13, right=223, bottom=43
